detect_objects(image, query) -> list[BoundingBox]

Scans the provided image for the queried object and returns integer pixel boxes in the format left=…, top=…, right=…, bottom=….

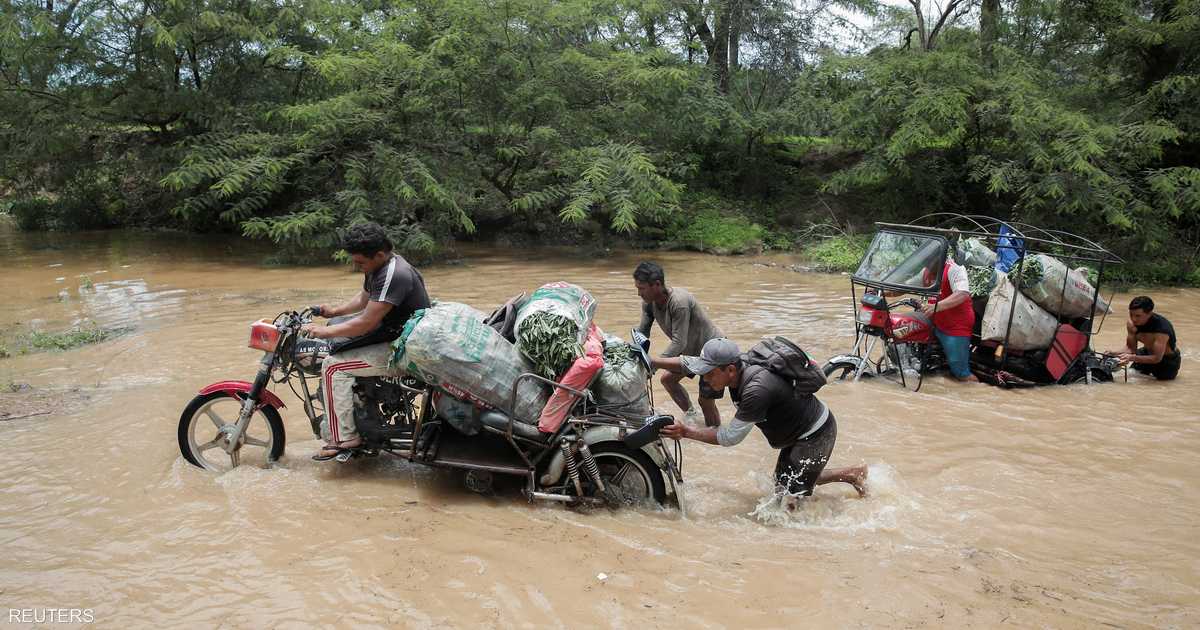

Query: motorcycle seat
left=478, top=410, right=552, bottom=442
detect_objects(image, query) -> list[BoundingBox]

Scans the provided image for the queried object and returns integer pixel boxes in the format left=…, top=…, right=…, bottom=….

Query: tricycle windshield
left=852, top=230, right=948, bottom=293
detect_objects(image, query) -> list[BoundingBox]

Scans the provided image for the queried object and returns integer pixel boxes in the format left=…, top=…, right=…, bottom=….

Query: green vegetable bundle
left=516, top=311, right=584, bottom=379
left=603, top=342, right=636, bottom=367
left=1014, top=257, right=1044, bottom=288
left=967, top=266, right=996, bottom=297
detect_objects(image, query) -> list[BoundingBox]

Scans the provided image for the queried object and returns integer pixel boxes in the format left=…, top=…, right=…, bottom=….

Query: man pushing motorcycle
left=301, top=222, right=431, bottom=461
left=660, top=338, right=868, bottom=510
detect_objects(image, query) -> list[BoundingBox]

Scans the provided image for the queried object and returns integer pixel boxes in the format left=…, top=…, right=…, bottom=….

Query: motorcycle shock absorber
left=560, top=438, right=584, bottom=497
left=577, top=442, right=606, bottom=494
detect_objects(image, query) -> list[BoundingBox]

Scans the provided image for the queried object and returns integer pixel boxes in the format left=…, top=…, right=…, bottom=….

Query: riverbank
left=3, top=212, right=1195, bottom=289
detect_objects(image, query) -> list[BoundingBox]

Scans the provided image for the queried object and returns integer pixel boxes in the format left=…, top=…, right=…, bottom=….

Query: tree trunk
left=729, top=1, right=741, bottom=70
left=980, top=0, right=1001, bottom=71
left=643, top=15, right=657, bottom=48
left=187, top=44, right=203, bottom=90
left=709, top=0, right=735, bottom=93
left=908, top=0, right=928, bottom=51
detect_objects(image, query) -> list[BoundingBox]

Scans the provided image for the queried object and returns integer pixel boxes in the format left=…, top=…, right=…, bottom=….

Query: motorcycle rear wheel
left=178, top=391, right=286, bottom=471
left=579, top=443, right=666, bottom=507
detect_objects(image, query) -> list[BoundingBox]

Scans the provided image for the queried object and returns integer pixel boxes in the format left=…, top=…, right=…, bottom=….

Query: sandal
left=312, top=439, right=363, bottom=461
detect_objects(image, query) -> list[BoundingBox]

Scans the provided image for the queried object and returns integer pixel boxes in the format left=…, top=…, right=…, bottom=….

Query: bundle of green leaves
left=517, top=312, right=584, bottom=380
left=968, top=266, right=997, bottom=297
left=602, top=342, right=636, bottom=367
left=1015, top=258, right=1045, bottom=288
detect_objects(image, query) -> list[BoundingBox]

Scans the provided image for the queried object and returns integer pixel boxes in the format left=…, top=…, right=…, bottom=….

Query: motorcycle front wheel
left=178, top=391, right=286, bottom=471
left=823, top=359, right=874, bottom=381
left=577, top=443, right=667, bottom=507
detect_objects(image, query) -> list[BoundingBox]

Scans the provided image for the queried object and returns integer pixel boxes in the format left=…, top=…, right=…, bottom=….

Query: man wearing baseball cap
left=659, top=338, right=867, bottom=505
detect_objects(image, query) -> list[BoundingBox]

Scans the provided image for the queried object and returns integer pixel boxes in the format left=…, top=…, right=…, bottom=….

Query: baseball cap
left=680, top=338, right=741, bottom=375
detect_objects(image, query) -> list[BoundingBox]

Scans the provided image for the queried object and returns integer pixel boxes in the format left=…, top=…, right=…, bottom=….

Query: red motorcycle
left=175, top=308, right=684, bottom=509
left=823, top=293, right=947, bottom=386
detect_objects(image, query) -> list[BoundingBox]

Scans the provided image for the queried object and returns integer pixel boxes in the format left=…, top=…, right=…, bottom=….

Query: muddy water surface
left=0, top=228, right=1197, bottom=628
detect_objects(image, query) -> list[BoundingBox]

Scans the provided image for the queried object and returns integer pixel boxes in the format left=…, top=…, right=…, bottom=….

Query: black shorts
left=774, top=415, right=837, bottom=496
left=1133, top=348, right=1181, bottom=380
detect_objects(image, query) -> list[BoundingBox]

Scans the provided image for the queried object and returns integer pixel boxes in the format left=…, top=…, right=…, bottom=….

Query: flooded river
left=1, top=228, right=1197, bottom=628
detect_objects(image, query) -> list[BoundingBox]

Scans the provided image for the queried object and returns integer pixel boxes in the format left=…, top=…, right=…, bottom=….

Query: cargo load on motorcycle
left=823, top=214, right=1124, bottom=390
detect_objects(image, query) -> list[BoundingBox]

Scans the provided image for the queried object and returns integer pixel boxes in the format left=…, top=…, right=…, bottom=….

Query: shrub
left=802, top=235, right=870, bottom=272
left=674, top=211, right=765, bottom=254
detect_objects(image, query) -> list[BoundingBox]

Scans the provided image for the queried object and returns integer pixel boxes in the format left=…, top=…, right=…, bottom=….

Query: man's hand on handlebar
left=659, top=420, right=688, bottom=441
left=300, top=322, right=329, bottom=338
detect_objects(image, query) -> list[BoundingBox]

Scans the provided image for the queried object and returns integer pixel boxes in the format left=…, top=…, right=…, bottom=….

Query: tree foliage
left=1, top=0, right=1198, bottom=280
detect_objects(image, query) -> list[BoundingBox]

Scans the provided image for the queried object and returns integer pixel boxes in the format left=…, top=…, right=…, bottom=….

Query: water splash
left=748, top=463, right=915, bottom=532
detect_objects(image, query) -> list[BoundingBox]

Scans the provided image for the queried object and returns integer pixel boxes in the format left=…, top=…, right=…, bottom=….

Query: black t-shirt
left=729, top=364, right=825, bottom=449
left=363, top=254, right=431, bottom=337
left=1136, top=313, right=1177, bottom=354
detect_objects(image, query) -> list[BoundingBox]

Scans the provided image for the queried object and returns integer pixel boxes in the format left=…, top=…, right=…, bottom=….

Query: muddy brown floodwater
left=0, top=228, right=1197, bottom=629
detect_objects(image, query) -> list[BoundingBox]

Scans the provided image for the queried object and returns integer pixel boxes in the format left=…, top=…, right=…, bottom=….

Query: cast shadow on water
left=747, top=463, right=916, bottom=531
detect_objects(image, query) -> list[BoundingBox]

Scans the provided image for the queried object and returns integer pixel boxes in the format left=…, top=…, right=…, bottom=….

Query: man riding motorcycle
left=300, top=222, right=431, bottom=460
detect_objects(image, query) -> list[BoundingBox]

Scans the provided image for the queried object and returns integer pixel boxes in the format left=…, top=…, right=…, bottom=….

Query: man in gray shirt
left=634, top=261, right=725, bottom=427
left=660, top=338, right=867, bottom=508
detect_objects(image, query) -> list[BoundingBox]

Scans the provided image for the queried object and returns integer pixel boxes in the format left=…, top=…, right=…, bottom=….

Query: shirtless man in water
left=660, top=338, right=867, bottom=508
left=1110, top=295, right=1182, bottom=381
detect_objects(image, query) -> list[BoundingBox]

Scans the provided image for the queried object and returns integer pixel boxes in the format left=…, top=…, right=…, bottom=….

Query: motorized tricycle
left=177, top=308, right=684, bottom=509
left=823, top=214, right=1123, bottom=390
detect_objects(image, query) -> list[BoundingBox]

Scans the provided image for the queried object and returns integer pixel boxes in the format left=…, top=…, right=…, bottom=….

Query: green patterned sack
left=392, top=302, right=548, bottom=423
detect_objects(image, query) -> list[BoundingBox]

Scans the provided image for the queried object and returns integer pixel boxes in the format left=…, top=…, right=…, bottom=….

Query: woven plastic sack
left=537, top=324, right=605, bottom=434
left=392, top=302, right=548, bottom=423
left=592, top=337, right=652, bottom=417
left=514, top=282, right=598, bottom=346
left=1018, top=254, right=1113, bottom=318
left=981, top=272, right=1057, bottom=351
left=956, top=238, right=997, bottom=268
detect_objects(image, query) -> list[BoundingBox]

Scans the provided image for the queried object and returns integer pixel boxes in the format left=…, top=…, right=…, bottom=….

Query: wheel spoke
left=205, top=408, right=226, bottom=429
left=198, top=437, right=223, bottom=452
left=609, top=462, right=632, bottom=486
left=230, top=450, right=240, bottom=468
left=243, top=435, right=269, bottom=448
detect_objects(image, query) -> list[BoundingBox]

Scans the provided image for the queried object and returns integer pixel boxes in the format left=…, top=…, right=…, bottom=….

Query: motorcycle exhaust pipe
left=527, top=491, right=605, bottom=506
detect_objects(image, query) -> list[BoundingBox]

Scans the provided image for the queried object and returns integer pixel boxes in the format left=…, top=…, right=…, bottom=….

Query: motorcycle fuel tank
left=888, top=311, right=934, bottom=343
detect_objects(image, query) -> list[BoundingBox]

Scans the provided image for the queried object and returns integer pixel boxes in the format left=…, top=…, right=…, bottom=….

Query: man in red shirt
left=923, top=259, right=978, bottom=382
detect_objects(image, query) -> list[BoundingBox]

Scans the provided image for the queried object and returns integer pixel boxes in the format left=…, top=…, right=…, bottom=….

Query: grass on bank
left=801, top=234, right=871, bottom=272
left=0, top=323, right=119, bottom=359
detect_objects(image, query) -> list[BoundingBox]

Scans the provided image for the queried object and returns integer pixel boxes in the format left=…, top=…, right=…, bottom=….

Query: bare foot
left=848, top=464, right=869, bottom=497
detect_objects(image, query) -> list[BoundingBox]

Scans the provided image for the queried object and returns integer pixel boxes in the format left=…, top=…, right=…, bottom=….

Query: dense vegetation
left=2, top=1, right=1198, bottom=282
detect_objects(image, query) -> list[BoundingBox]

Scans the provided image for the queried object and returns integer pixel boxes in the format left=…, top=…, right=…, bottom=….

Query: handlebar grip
left=310, top=305, right=323, bottom=317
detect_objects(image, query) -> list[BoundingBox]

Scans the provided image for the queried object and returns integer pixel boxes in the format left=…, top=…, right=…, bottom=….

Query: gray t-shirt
left=363, top=254, right=431, bottom=336
left=727, top=365, right=826, bottom=449
left=637, top=287, right=723, bottom=358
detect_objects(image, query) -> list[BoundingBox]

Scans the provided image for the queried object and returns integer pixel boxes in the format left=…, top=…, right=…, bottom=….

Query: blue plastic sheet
left=994, top=224, right=1026, bottom=273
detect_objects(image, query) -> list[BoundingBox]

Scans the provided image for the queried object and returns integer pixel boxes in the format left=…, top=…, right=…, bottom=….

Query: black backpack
left=743, top=336, right=826, bottom=396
